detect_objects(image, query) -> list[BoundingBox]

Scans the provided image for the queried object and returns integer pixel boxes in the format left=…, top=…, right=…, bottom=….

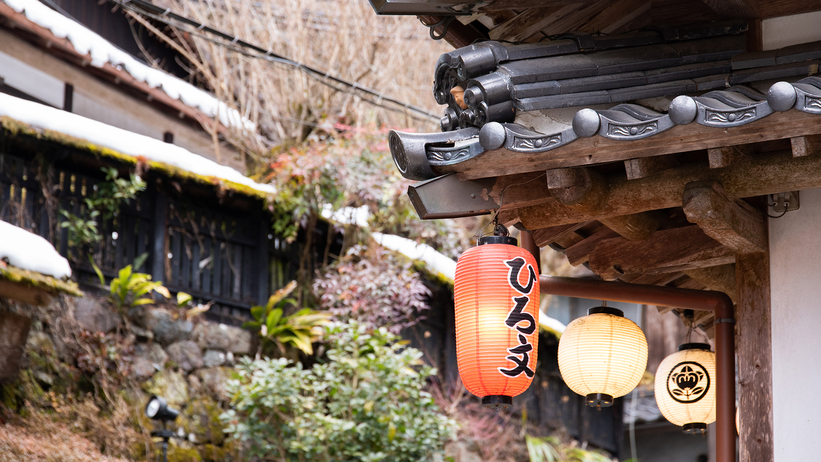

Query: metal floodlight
left=145, top=395, right=179, bottom=422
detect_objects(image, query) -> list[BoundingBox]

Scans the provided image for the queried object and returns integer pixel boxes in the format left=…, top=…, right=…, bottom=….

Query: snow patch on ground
left=0, top=220, right=71, bottom=278
left=2, top=0, right=252, bottom=130
left=0, top=93, right=276, bottom=195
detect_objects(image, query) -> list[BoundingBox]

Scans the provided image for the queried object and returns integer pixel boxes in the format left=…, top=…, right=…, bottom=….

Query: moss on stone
left=167, top=440, right=203, bottom=462
left=198, top=443, right=228, bottom=461
left=142, top=370, right=189, bottom=409
left=182, top=396, right=227, bottom=446
left=0, top=266, right=83, bottom=297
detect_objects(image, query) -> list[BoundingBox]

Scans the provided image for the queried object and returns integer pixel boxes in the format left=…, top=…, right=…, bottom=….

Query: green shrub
left=221, top=322, right=457, bottom=461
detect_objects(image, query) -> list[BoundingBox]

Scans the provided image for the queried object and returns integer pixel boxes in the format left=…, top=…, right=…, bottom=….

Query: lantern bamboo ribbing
left=454, top=235, right=540, bottom=409
left=655, top=343, right=716, bottom=434
left=557, top=307, right=648, bottom=408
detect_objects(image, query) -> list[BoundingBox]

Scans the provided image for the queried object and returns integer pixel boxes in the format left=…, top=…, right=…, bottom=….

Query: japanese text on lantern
left=499, top=257, right=537, bottom=378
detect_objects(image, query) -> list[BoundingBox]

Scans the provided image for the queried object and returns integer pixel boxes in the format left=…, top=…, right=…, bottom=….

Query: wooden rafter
left=701, top=0, right=760, bottom=18
left=587, top=225, right=735, bottom=280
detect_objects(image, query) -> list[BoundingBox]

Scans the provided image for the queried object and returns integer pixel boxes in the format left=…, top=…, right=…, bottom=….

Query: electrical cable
left=107, top=0, right=440, bottom=122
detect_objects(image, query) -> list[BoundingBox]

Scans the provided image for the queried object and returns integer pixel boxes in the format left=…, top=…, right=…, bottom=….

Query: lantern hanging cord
left=477, top=172, right=547, bottom=239
left=107, top=0, right=440, bottom=123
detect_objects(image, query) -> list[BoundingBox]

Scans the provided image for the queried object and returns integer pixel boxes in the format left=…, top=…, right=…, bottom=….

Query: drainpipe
left=539, top=275, right=736, bottom=462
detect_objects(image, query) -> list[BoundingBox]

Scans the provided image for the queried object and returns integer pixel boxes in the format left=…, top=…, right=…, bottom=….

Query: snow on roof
left=0, top=93, right=277, bottom=195
left=2, top=0, right=252, bottom=130
left=321, top=204, right=371, bottom=229
left=372, top=232, right=457, bottom=281
left=0, top=220, right=71, bottom=279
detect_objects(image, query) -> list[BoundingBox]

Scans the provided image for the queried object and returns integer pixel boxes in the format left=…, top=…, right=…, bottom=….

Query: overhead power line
left=107, top=0, right=440, bottom=123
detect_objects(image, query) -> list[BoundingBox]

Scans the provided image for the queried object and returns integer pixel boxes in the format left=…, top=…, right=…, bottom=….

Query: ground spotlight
left=145, top=395, right=179, bottom=421
left=145, top=395, right=178, bottom=462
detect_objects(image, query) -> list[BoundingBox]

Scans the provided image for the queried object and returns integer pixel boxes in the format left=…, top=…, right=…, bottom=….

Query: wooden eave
left=0, top=2, right=222, bottom=134
left=419, top=112, right=821, bottom=337
left=0, top=116, right=272, bottom=211
left=375, top=1, right=821, bottom=48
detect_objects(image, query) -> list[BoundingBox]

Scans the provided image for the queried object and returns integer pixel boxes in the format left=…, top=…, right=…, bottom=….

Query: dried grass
left=0, top=405, right=135, bottom=462
left=147, top=0, right=451, bottom=159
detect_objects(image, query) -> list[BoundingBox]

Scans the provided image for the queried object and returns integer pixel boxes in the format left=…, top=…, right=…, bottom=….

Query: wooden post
left=736, top=250, right=774, bottom=462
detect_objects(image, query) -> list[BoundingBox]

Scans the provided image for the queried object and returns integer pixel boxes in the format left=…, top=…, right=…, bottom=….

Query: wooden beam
left=564, top=228, right=620, bottom=266
left=497, top=208, right=520, bottom=228
left=492, top=172, right=552, bottom=210
left=577, top=0, right=649, bottom=33
left=683, top=181, right=768, bottom=254
left=0, top=279, right=53, bottom=306
left=736, top=252, right=774, bottom=462
left=587, top=225, right=735, bottom=280
left=624, top=155, right=678, bottom=180
left=701, top=0, right=759, bottom=18
left=758, top=0, right=821, bottom=19
left=599, top=0, right=650, bottom=34
left=657, top=305, right=675, bottom=315
left=488, top=5, right=582, bottom=42
left=517, top=149, right=820, bottom=230
left=790, top=135, right=821, bottom=158
left=546, top=167, right=660, bottom=240
left=708, top=145, right=751, bottom=169
left=530, top=222, right=587, bottom=248
left=445, top=110, right=821, bottom=180
left=683, top=265, right=737, bottom=302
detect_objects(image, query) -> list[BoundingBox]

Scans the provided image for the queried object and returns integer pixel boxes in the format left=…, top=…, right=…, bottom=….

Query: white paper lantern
left=655, top=343, right=716, bottom=434
left=558, top=307, right=648, bottom=408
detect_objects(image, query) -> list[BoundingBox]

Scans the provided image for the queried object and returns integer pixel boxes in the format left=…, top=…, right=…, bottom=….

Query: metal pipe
left=539, top=275, right=735, bottom=462
left=520, top=230, right=541, bottom=274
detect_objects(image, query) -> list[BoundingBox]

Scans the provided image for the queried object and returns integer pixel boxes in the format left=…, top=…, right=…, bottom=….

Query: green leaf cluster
left=222, top=322, right=457, bottom=462
left=60, top=167, right=146, bottom=248
left=526, top=435, right=614, bottom=462
left=244, top=280, right=330, bottom=355
left=94, top=255, right=170, bottom=311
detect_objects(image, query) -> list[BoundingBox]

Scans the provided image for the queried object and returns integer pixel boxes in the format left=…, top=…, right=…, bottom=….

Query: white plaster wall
left=762, top=11, right=821, bottom=51
left=769, top=187, right=821, bottom=461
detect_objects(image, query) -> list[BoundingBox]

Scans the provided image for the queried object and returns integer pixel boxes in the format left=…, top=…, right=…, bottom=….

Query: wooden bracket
left=624, top=155, right=678, bottom=180
left=708, top=145, right=751, bottom=169
left=546, top=167, right=659, bottom=241
left=790, top=135, right=821, bottom=157
left=683, top=180, right=767, bottom=254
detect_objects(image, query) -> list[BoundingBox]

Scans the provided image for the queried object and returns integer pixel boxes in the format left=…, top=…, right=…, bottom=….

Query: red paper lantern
left=454, top=235, right=540, bottom=409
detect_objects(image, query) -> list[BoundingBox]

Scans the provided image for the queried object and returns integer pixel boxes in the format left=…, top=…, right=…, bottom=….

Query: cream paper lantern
left=558, top=307, right=648, bottom=408
left=655, top=343, right=716, bottom=435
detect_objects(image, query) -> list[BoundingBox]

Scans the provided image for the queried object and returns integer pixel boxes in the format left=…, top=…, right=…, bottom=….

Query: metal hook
left=428, top=16, right=455, bottom=40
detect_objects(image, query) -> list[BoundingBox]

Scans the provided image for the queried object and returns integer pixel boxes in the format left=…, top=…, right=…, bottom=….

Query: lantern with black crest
left=655, top=343, right=717, bottom=435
